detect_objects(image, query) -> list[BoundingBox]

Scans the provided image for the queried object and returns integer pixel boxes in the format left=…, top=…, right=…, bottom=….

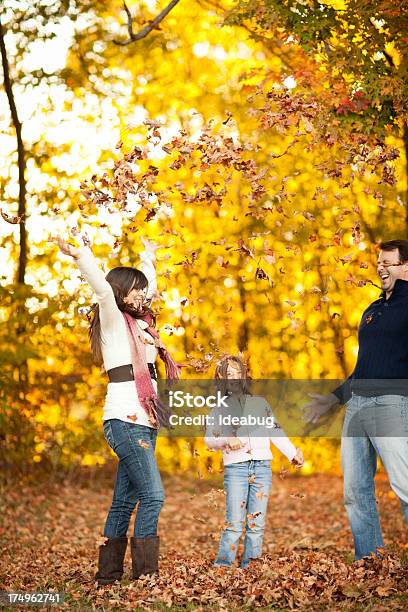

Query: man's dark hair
left=379, top=240, right=408, bottom=263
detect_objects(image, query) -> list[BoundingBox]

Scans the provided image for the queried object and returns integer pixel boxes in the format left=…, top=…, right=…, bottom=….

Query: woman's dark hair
left=379, top=240, right=408, bottom=263
left=215, top=354, right=251, bottom=395
left=89, top=267, right=149, bottom=365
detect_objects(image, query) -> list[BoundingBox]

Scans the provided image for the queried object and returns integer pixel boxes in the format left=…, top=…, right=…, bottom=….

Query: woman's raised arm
left=49, top=236, right=119, bottom=332
left=138, top=237, right=158, bottom=300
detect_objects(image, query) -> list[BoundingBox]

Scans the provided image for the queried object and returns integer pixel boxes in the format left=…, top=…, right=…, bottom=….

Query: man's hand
left=291, top=448, right=304, bottom=468
left=302, top=393, right=339, bottom=424
left=48, top=236, right=80, bottom=259
left=225, top=437, right=246, bottom=451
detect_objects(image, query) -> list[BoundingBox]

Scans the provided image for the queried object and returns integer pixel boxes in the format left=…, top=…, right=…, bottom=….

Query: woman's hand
left=225, top=436, right=246, bottom=451
left=291, top=448, right=304, bottom=468
left=48, top=236, right=80, bottom=259
left=141, top=237, right=160, bottom=256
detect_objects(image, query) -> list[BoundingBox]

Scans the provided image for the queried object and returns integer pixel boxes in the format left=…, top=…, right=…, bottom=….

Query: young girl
left=205, top=355, right=304, bottom=569
left=50, top=234, right=180, bottom=585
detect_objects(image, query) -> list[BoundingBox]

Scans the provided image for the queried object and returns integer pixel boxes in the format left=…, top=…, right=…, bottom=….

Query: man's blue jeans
left=341, top=394, right=408, bottom=560
left=102, top=419, right=164, bottom=538
left=215, top=460, right=272, bottom=569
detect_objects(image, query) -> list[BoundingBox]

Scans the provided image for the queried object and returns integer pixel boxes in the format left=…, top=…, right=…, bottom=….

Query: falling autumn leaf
left=0, top=208, right=24, bottom=224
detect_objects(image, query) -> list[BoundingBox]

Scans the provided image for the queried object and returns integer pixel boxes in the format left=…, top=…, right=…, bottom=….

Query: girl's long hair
left=89, top=266, right=153, bottom=366
left=214, top=354, right=251, bottom=396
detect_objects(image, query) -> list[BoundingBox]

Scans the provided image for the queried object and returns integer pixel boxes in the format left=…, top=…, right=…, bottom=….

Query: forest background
left=1, top=0, right=407, bottom=478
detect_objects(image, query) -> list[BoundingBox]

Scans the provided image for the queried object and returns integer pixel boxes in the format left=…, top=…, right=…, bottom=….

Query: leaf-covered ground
left=1, top=468, right=407, bottom=610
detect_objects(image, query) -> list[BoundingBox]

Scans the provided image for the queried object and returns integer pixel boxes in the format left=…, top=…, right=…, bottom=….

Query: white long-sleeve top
left=75, top=246, right=159, bottom=427
left=204, top=394, right=297, bottom=466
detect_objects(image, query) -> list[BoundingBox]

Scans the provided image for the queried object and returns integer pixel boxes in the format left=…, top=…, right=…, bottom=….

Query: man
left=304, top=239, right=408, bottom=560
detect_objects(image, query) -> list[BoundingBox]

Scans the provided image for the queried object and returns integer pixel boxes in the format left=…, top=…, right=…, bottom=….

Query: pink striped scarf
left=123, top=312, right=180, bottom=428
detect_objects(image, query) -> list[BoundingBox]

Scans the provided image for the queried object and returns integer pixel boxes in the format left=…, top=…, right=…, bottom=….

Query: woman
left=205, top=355, right=304, bottom=568
left=50, top=235, right=180, bottom=585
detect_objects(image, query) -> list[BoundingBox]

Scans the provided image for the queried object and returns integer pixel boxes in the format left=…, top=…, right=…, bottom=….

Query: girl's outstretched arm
left=263, top=400, right=298, bottom=462
left=270, top=425, right=297, bottom=462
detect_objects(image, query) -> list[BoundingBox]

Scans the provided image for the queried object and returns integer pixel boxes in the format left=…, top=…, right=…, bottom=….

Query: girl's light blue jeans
left=215, top=460, right=272, bottom=569
left=102, top=419, right=164, bottom=538
left=341, top=394, right=408, bottom=560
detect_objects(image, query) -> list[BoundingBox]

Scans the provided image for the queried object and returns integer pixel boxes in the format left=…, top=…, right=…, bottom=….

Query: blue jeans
left=102, top=419, right=164, bottom=538
left=215, top=460, right=272, bottom=569
left=341, top=394, right=408, bottom=560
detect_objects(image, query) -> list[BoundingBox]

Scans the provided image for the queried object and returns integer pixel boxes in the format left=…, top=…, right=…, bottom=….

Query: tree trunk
left=0, top=17, right=27, bottom=284
left=0, top=17, right=28, bottom=391
left=238, top=279, right=249, bottom=355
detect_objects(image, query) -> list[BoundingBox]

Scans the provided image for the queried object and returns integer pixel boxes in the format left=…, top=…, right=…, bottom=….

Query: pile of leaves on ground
left=1, top=469, right=407, bottom=610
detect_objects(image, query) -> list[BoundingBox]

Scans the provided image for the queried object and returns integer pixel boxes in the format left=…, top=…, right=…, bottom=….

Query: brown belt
left=107, top=363, right=157, bottom=382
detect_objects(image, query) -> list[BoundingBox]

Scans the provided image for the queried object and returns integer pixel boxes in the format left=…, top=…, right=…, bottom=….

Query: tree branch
left=195, top=0, right=297, bottom=73
left=0, top=16, right=27, bottom=284
left=114, top=0, right=181, bottom=46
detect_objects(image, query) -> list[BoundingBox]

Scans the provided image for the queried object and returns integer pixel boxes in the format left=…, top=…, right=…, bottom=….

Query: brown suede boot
left=130, top=536, right=160, bottom=579
left=95, top=537, right=128, bottom=585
